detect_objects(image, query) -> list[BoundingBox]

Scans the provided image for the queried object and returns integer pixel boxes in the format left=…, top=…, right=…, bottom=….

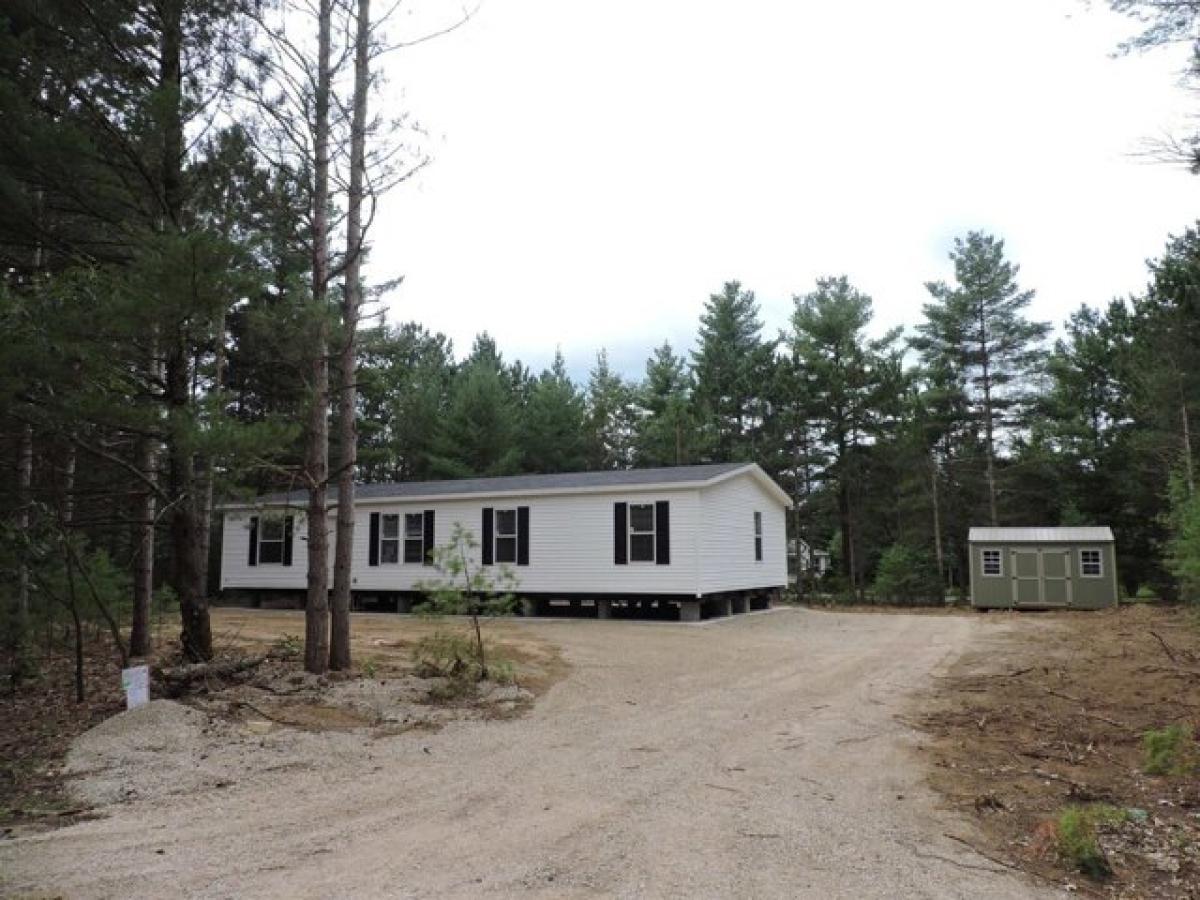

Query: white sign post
left=121, top=665, right=150, bottom=710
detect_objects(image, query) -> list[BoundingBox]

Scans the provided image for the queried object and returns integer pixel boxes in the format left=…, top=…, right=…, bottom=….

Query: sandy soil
left=0, top=607, right=1058, bottom=899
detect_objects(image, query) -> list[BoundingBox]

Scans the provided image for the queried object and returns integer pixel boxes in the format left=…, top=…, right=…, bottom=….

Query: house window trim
left=403, top=513, right=425, bottom=565
left=981, top=547, right=1003, bottom=578
left=1079, top=547, right=1104, bottom=579
left=628, top=501, right=656, bottom=564
left=378, top=513, right=401, bottom=565
left=257, top=516, right=286, bottom=566
left=494, top=507, right=519, bottom=565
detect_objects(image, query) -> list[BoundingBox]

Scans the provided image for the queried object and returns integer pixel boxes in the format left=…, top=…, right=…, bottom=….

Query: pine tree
left=691, top=281, right=776, bottom=462
left=522, top=351, right=589, bottom=474
left=634, top=342, right=700, bottom=467
left=913, top=232, right=1049, bottom=526
left=788, top=276, right=903, bottom=596
left=428, top=361, right=523, bottom=478
left=585, top=350, right=636, bottom=470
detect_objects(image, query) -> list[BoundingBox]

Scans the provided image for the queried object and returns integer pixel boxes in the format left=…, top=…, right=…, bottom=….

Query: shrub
left=1166, top=470, right=1200, bottom=604
left=1056, top=804, right=1127, bottom=879
left=414, top=524, right=518, bottom=681
left=872, top=543, right=944, bottom=606
left=1143, top=723, right=1198, bottom=776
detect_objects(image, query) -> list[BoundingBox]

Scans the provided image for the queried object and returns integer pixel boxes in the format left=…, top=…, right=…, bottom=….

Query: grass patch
left=1056, top=804, right=1128, bottom=879
left=1142, top=723, right=1198, bottom=776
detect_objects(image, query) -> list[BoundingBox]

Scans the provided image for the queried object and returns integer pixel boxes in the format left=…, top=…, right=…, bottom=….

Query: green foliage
left=1056, top=804, right=1128, bottom=879
left=1166, top=472, right=1200, bottom=604
left=415, top=524, right=519, bottom=680
left=691, top=281, right=777, bottom=462
left=586, top=349, right=638, bottom=469
left=1142, top=724, right=1199, bottom=776
left=872, top=544, right=944, bottom=605
left=427, top=359, right=523, bottom=479
left=272, top=633, right=302, bottom=660
left=521, top=350, right=589, bottom=474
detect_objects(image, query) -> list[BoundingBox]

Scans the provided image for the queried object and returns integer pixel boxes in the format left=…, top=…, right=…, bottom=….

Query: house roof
left=968, top=527, right=1114, bottom=543
left=223, top=462, right=793, bottom=509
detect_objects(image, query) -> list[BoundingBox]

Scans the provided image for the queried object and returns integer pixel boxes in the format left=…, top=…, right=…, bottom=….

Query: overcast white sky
left=371, top=0, right=1199, bottom=381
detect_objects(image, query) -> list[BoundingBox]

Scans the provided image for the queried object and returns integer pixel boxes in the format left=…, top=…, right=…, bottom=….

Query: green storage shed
left=968, top=527, right=1118, bottom=610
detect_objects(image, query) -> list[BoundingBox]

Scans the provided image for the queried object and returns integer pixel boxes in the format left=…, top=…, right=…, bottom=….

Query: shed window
left=495, top=509, right=518, bottom=564
left=258, top=517, right=285, bottom=565
left=629, top=503, right=655, bottom=562
left=754, top=512, right=763, bottom=562
left=380, top=514, right=400, bottom=564
left=1079, top=548, right=1103, bottom=578
left=404, top=513, right=425, bottom=564
left=981, top=548, right=1002, bottom=577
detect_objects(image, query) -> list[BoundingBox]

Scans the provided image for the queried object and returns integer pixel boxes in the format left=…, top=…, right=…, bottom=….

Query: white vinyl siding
left=221, top=467, right=791, bottom=597
left=223, top=491, right=704, bottom=595
left=697, top=475, right=787, bottom=595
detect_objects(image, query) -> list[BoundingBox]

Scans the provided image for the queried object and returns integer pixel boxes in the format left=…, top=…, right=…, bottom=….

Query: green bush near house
left=872, top=543, right=944, bottom=606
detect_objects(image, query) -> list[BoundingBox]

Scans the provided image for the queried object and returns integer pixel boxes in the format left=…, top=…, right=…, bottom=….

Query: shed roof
left=968, top=527, right=1114, bottom=543
left=223, top=462, right=792, bottom=509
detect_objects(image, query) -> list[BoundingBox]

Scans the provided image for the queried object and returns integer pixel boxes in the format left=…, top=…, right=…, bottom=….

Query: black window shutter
left=423, top=510, right=435, bottom=565
left=482, top=508, right=494, bottom=565
left=368, top=512, right=380, bottom=566
left=614, top=502, right=628, bottom=565
left=282, top=515, right=294, bottom=566
left=248, top=516, right=259, bottom=566
left=517, top=506, right=530, bottom=566
left=655, top=501, right=670, bottom=565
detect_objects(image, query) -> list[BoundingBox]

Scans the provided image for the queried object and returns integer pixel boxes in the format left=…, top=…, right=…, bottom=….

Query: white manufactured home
left=219, top=462, right=790, bottom=621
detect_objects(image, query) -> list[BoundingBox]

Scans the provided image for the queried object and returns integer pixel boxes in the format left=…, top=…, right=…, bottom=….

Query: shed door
left=1041, top=550, right=1072, bottom=607
left=1011, top=550, right=1041, bottom=607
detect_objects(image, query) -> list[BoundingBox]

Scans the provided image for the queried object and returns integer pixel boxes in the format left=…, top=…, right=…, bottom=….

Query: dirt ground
left=919, top=604, right=1200, bottom=898
left=1, top=606, right=1068, bottom=899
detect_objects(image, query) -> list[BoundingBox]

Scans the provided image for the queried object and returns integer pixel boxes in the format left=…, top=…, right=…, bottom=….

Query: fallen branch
left=155, top=654, right=267, bottom=697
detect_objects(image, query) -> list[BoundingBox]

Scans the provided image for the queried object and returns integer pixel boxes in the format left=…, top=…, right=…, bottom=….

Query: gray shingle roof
left=232, top=462, right=754, bottom=507
left=968, top=527, right=1114, bottom=543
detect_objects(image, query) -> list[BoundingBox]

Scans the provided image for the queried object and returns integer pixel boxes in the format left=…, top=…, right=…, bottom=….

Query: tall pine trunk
left=978, top=307, right=999, bottom=525
left=330, top=0, right=371, bottom=671
left=159, top=0, right=210, bottom=661
left=129, top=419, right=156, bottom=658
left=17, top=423, right=32, bottom=637
left=930, top=451, right=944, bottom=583
left=304, top=0, right=335, bottom=675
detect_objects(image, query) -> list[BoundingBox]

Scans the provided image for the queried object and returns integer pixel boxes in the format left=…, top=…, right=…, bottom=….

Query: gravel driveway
left=2, top=608, right=1057, bottom=899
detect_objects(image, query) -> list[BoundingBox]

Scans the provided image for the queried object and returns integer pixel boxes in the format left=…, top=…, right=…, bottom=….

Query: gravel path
left=1, top=608, right=1058, bottom=899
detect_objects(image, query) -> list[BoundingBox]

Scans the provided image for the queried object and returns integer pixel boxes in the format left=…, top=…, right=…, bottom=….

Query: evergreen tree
left=691, top=281, right=776, bottom=462
left=634, top=342, right=701, bottom=467
left=427, top=360, right=523, bottom=478
left=521, top=350, right=589, bottom=474
left=913, top=231, right=1050, bottom=525
left=585, top=350, right=636, bottom=470
left=787, top=276, right=903, bottom=596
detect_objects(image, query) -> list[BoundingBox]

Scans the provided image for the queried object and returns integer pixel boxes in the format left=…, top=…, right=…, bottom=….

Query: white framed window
left=754, top=511, right=763, bottom=562
left=1079, top=548, right=1103, bottom=578
left=380, top=513, right=400, bottom=564
left=258, top=517, right=285, bottom=565
left=404, top=513, right=425, bottom=563
left=629, top=502, right=655, bottom=563
left=495, top=508, right=518, bottom=564
left=981, top=548, right=1003, bottom=577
